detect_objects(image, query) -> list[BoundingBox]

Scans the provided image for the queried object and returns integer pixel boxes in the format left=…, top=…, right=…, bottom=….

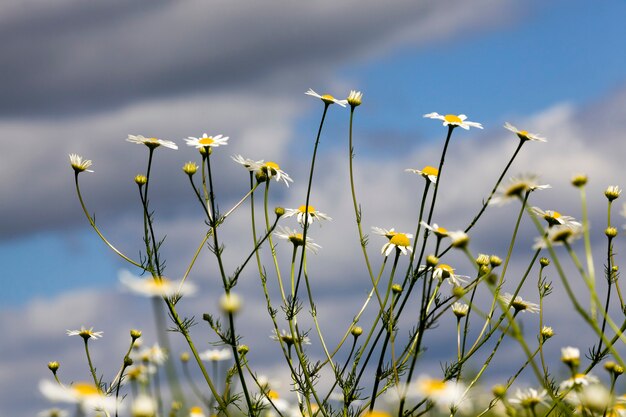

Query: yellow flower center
left=444, top=114, right=462, bottom=124
left=518, top=130, right=530, bottom=138
left=551, top=211, right=561, bottom=218
left=199, top=137, right=214, bottom=145
left=263, top=161, right=280, bottom=176
left=505, top=182, right=528, bottom=197
left=289, top=233, right=304, bottom=246
left=390, top=233, right=410, bottom=247
left=73, top=382, right=100, bottom=396
left=437, top=264, right=454, bottom=278
left=298, top=205, right=316, bottom=214
left=421, top=166, right=439, bottom=177
left=149, top=277, right=171, bottom=288
left=320, top=94, right=336, bottom=103
left=435, top=227, right=448, bottom=236
left=268, top=390, right=280, bottom=400
left=361, top=411, right=393, bottom=417
left=421, top=379, right=447, bottom=394
left=552, top=228, right=573, bottom=242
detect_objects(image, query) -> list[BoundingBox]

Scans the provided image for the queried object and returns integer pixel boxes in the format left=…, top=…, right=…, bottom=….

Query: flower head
left=432, top=264, right=468, bottom=286
left=560, top=373, right=599, bottom=390
left=452, top=302, right=469, bottom=318
left=274, top=226, right=321, bottom=253
left=531, top=207, right=581, bottom=228
left=246, top=159, right=293, bottom=187
left=533, top=223, right=583, bottom=249
left=127, top=134, right=178, bottom=150
left=499, top=293, right=540, bottom=313
left=66, top=326, right=103, bottom=340
left=413, top=375, right=466, bottom=412
left=189, top=406, right=207, bottom=417
left=69, top=154, right=93, bottom=173
left=199, top=348, right=232, bottom=362
left=406, top=166, right=438, bottom=183
left=561, top=346, right=580, bottom=366
left=420, top=221, right=448, bottom=238
left=271, top=329, right=311, bottom=346
left=220, top=292, right=242, bottom=314
left=184, top=133, right=229, bottom=149
left=606, top=185, right=622, bottom=201
left=131, top=394, right=157, bottom=417
left=133, top=343, right=168, bottom=365
left=374, top=227, right=413, bottom=256
left=284, top=205, right=332, bottom=227
left=490, top=174, right=551, bottom=205
left=504, top=122, right=547, bottom=142
left=305, top=88, right=348, bottom=107
left=510, top=388, right=549, bottom=409
left=39, top=380, right=120, bottom=414
left=447, top=230, right=470, bottom=248
left=423, top=112, right=483, bottom=130
left=119, top=270, right=197, bottom=298
left=347, top=90, right=363, bottom=107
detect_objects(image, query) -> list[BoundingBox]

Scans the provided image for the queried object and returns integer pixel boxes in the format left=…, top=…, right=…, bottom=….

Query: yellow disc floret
left=199, top=137, right=214, bottom=145
left=422, top=166, right=439, bottom=177
left=298, top=205, right=316, bottom=213
left=390, top=233, right=410, bottom=247
left=444, top=114, right=462, bottom=124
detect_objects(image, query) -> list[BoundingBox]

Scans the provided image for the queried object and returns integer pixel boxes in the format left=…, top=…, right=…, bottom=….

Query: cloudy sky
left=3, top=0, right=626, bottom=415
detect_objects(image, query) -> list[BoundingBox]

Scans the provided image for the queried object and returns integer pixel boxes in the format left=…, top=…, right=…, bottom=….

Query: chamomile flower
left=271, top=329, right=311, bottom=346
left=274, top=226, right=321, bottom=253
left=406, top=165, right=438, bottom=183
left=371, top=227, right=399, bottom=239
left=490, top=174, right=551, bottom=205
left=119, top=270, right=197, bottom=298
left=420, top=221, right=448, bottom=238
left=199, top=348, right=232, bottom=362
left=378, top=230, right=413, bottom=256
left=560, top=373, right=599, bottom=390
left=232, top=154, right=262, bottom=170
left=69, top=154, right=93, bottom=173
left=432, top=264, right=468, bottom=286
left=189, top=406, right=207, bottom=417
left=561, top=346, right=580, bottom=365
left=131, top=394, right=157, bottom=417
left=510, top=388, right=549, bottom=409
left=39, top=380, right=120, bottom=414
left=66, top=326, right=103, bottom=340
left=133, top=343, right=168, bottom=365
left=533, top=223, right=583, bottom=249
left=504, top=122, right=547, bottom=142
left=247, top=160, right=293, bottom=187
left=413, top=375, right=466, bottom=412
left=531, top=207, right=581, bottom=228
left=347, top=90, right=363, bottom=107
left=447, top=230, right=470, bottom=248
left=126, top=134, right=178, bottom=150
left=423, top=112, right=483, bottom=130
left=305, top=88, right=348, bottom=107
left=184, top=133, right=229, bottom=149
left=452, top=302, right=469, bottom=318
left=498, top=292, right=540, bottom=314
left=283, top=205, right=332, bottom=227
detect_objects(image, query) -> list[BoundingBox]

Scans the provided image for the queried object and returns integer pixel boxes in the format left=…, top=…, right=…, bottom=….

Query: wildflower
left=561, top=346, right=580, bottom=367
left=452, top=302, right=469, bottom=318
left=305, top=88, right=348, bottom=107
left=531, top=207, right=581, bottom=228
left=606, top=185, right=622, bottom=201
left=274, top=226, right=321, bottom=253
left=184, top=133, right=229, bottom=149
left=564, top=384, right=612, bottom=414
left=510, top=388, right=549, bottom=409
left=182, top=162, right=198, bottom=176
left=199, top=348, right=232, bottom=362
left=37, top=409, right=69, bottom=417
left=220, top=292, right=242, bottom=314
left=66, top=326, right=103, bottom=340
left=571, top=173, right=588, bottom=187
left=490, top=174, right=551, bottom=205
left=119, top=270, right=197, bottom=298
left=271, top=329, right=311, bottom=346
left=420, top=221, right=448, bottom=238
left=448, top=230, right=470, bottom=248
left=189, top=406, right=207, bottom=417
left=380, top=231, right=413, bottom=256
left=283, top=205, right=332, bottom=227
left=413, top=375, right=466, bottom=412
left=406, top=166, right=438, bottom=183
left=540, top=326, right=554, bottom=340
left=347, top=90, right=363, bottom=107
left=133, top=343, right=168, bottom=365
left=499, top=293, right=539, bottom=313
left=131, top=394, right=156, bottom=417
left=559, top=373, right=599, bottom=390
left=126, top=364, right=156, bottom=383
left=126, top=134, right=178, bottom=150
left=423, top=112, right=483, bottom=130
left=48, top=361, right=60, bottom=373
left=533, top=223, right=583, bottom=249
left=432, top=264, right=468, bottom=286
left=503, top=122, right=547, bottom=142
left=245, top=159, right=293, bottom=187
left=69, top=154, right=93, bottom=173
left=372, top=227, right=399, bottom=239
left=39, top=380, right=120, bottom=414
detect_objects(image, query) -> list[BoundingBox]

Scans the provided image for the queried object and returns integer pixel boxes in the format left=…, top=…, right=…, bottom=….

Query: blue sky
left=3, top=1, right=626, bottom=415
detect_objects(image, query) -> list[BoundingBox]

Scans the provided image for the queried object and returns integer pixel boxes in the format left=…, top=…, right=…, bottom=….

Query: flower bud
left=180, top=352, right=190, bottom=362
left=47, top=361, right=60, bottom=373
left=479, top=265, right=490, bottom=276
left=492, top=384, right=507, bottom=398
left=540, top=326, right=554, bottom=340
left=238, top=345, right=249, bottom=355
left=426, top=254, right=439, bottom=267
left=540, top=257, right=550, bottom=267
left=134, top=174, right=148, bottom=186
left=489, top=255, right=502, bottom=267
left=452, top=285, right=466, bottom=298
left=124, top=356, right=134, bottom=367
left=392, top=284, right=403, bottom=294
left=130, top=329, right=142, bottom=340
left=275, top=207, right=285, bottom=217
left=606, top=227, right=618, bottom=238
left=347, top=90, right=363, bottom=107
left=571, top=173, right=588, bottom=187
left=182, top=162, right=198, bottom=176
left=351, top=326, right=363, bottom=337
left=476, top=254, right=489, bottom=266
left=220, top=292, right=242, bottom=314
left=605, top=185, right=621, bottom=201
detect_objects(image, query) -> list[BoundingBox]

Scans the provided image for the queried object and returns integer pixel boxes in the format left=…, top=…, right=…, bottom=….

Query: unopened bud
left=238, top=345, right=249, bottom=355
left=135, top=174, right=148, bottom=186
left=351, top=326, right=363, bottom=337
left=48, top=361, right=60, bottom=373
left=606, top=227, right=618, bottom=238
left=275, top=207, right=285, bottom=217
left=571, top=174, right=588, bottom=187
left=392, top=284, right=403, bottom=294
left=426, top=255, right=439, bottom=267
left=489, top=255, right=502, bottom=267
left=130, top=329, right=142, bottom=340
left=540, top=257, right=550, bottom=267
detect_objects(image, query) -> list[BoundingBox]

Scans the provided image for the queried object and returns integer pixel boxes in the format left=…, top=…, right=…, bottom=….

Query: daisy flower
left=564, top=384, right=613, bottom=414
left=39, top=380, right=120, bottom=414
left=199, top=348, right=232, bottom=362
left=504, top=122, right=547, bottom=142
left=413, top=375, right=466, bottom=412
left=533, top=223, right=583, bottom=249
left=447, top=230, right=470, bottom=248
left=498, top=292, right=540, bottom=313
left=561, top=346, right=580, bottom=365
left=432, top=264, right=468, bottom=286
left=423, top=112, right=483, bottom=130
left=452, top=302, right=469, bottom=318
left=305, top=88, right=348, bottom=107
left=271, top=329, right=311, bottom=346
left=605, top=185, right=622, bottom=201
left=531, top=207, right=581, bottom=228
left=189, top=406, right=207, bottom=417
left=246, top=159, right=293, bottom=187
left=131, top=394, right=157, bottom=417
left=184, top=133, right=229, bottom=149
left=274, top=226, right=321, bottom=253
left=374, top=227, right=413, bottom=256
left=133, top=343, right=168, bottom=365
left=283, top=205, right=332, bottom=227
left=560, top=373, right=599, bottom=390
left=66, top=326, right=103, bottom=340
left=406, top=165, right=438, bottom=183
left=232, top=154, right=262, bottom=170
left=420, top=221, right=448, bottom=238
left=68, top=154, right=93, bottom=173
left=347, top=90, right=363, bottom=107
left=119, top=270, right=197, bottom=298
left=510, top=388, right=549, bottom=409
left=126, top=134, right=178, bottom=150
left=490, top=174, right=551, bottom=206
